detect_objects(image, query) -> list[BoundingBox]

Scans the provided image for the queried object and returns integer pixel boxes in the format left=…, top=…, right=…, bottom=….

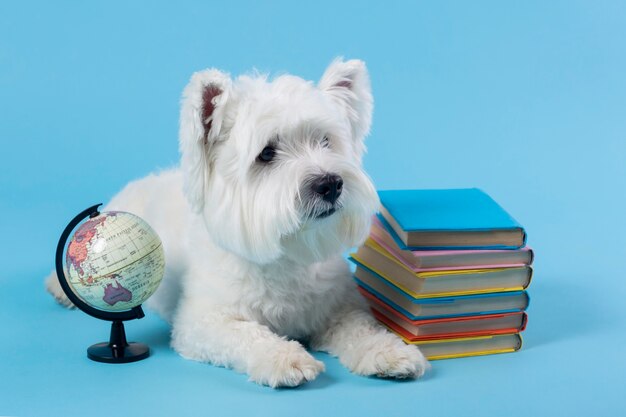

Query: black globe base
left=87, top=320, right=150, bottom=364
left=88, top=342, right=150, bottom=363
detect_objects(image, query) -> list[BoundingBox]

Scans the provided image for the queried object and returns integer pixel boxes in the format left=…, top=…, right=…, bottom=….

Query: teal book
left=377, top=188, right=526, bottom=250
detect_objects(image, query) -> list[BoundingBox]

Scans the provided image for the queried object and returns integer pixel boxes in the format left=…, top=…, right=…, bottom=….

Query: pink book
left=369, top=216, right=533, bottom=272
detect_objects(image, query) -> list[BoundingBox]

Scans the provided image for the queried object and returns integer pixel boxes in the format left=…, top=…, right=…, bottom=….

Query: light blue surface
left=1, top=1, right=626, bottom=416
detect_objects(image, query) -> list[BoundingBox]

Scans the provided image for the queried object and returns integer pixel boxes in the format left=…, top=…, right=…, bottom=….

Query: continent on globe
left=66, top=214, right=111, bottom=276
left=102, top=278, right=133, bottom=306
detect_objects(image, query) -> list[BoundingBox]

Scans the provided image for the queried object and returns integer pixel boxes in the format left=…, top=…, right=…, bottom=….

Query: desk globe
left=55, top=204, right=165, bottom=363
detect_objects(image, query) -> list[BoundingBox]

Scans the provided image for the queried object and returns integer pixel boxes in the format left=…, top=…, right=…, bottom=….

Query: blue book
left=354, top=275, right=530, bottom=321
left=378, top=188, right=526, bottom=250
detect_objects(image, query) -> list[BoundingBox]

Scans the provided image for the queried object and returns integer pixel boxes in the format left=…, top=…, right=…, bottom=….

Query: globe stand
left=87, top=320, right=150, bottom=364
left=55, top=204, right=153, bottom=364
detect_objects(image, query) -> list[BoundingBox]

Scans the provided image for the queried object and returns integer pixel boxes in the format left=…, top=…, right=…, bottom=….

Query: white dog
left=46, top=58, right=430, bottom=387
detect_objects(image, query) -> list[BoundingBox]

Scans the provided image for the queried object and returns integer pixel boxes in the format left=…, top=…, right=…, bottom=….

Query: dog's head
left=179, top=58, right=380, bottom=264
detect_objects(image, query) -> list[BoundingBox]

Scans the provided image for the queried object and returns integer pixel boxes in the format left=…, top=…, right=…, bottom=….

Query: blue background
left=1, top=1, right=625, bottom=416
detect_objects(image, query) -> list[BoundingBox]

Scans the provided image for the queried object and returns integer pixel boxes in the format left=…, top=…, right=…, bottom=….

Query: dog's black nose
left=311, top=174, right=343, bottom=204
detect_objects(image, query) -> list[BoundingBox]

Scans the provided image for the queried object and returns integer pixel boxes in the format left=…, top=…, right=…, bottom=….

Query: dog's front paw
left=351, top=340, right=430, bottom=379
left=248, top=340, right=325, bottom=388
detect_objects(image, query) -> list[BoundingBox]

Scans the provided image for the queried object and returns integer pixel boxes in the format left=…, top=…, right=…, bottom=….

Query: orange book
left=372, top=306, right=527, bottom=342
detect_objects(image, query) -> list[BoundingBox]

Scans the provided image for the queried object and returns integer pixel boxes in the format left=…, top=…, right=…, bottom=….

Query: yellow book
left=350, top=239, right=532, bottom=298
left=410, top=333, right=523, bottom=360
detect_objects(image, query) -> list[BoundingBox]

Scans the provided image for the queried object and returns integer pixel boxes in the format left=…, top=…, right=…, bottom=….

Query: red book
left=365, top=289, right=527, bottom=342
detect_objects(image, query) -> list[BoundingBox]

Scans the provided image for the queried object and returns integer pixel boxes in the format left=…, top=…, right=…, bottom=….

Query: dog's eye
left=257, top=146, right=276, bottom=163
left=321, top=136, right=330, bottom=148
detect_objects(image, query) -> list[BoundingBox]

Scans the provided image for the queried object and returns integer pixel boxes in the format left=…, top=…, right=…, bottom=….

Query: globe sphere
left=64, top=211, right=165, bottom=312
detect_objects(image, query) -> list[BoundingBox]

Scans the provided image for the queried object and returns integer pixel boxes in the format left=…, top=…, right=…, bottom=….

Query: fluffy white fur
left=46, top=58, right=430, bottom=387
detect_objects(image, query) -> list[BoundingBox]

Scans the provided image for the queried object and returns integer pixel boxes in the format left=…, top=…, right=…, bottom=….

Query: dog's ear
left=319, top=58, right=373, bottom=152
left=179, top=69, right=232, bottom=212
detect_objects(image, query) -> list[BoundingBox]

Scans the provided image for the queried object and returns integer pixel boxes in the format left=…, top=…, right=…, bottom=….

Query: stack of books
left=350, top=188, right=533, bottom=361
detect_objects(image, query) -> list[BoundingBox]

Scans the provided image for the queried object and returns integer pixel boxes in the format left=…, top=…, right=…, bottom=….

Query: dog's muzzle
left=304, top=173, right=344, bottom=220
left=315, top=207, right=337, bottom=219
left=311, top=174, right=343, bottom=204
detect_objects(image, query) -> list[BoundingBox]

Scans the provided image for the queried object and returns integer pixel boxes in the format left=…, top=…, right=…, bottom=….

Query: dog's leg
left=310, top=302, right=430, bottom=379
left=171, top=303, right=325, bottom=388
left=44, top=271, right=75, bottom=308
